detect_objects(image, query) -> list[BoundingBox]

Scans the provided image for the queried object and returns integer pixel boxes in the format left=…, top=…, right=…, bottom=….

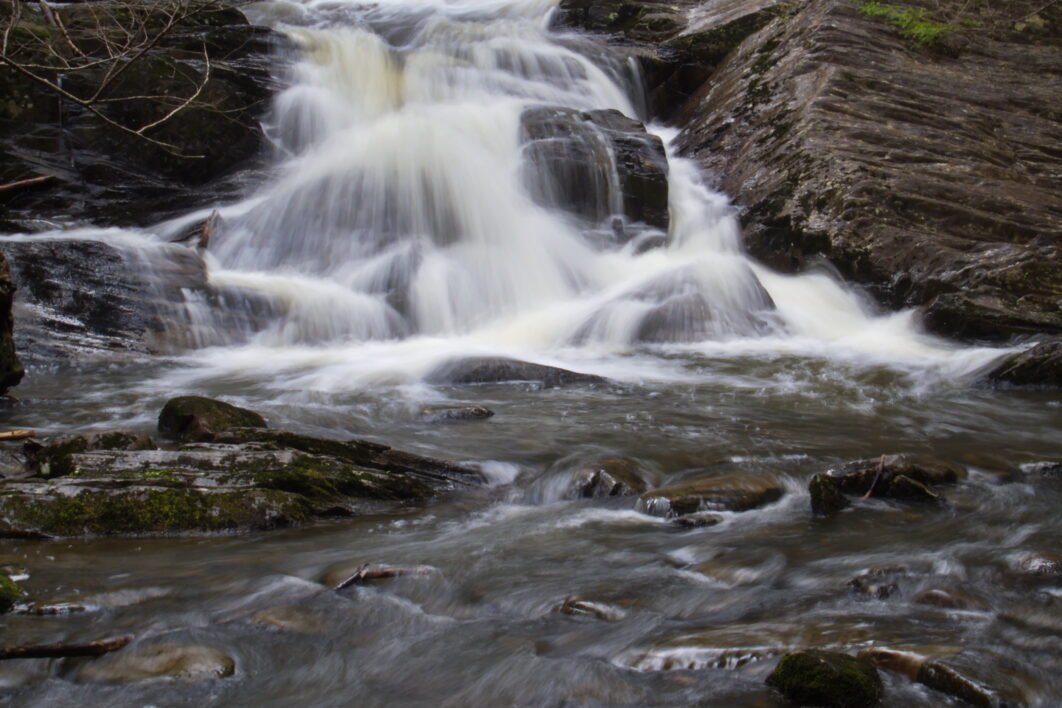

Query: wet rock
left=638, top=472, right=783, bottom=517
left=250, top=605, right=326, bottom=635
left=848, top=566, right=908, bottom=601
left=809, top=473, right=850, bottom=516
left=567, top=458, right=648, bottom=498
left=158, top=396, right=268, bottom=442
left=859, top=647, right=1023, bottom=708
left=670, top=1, right=1062, bottom=341
left=425, top=357, right=607, bottom=387
left=78, top=643, right=235, bottom=683
left=985, top=338, right=1062, bottom=388
left=1018, top=460, right=1062, bottom=478
left=29, top=430, right=157, bottom=479
left=0, top=252, right=22, bottom=395
left=557, top=596, right=625, bottom=621
left=670, top=512, right=723, bottom=528
left=766, top=650, right=883, bottom=708
left=913, top=588, right=988, bottom=611
left=520, top=106, right=670, bottom=233
left=0, top=573, right=26, bottom=613
left=1017, top=552, right=1062, bottom=577
left=417, top=405, right=495, bottom=422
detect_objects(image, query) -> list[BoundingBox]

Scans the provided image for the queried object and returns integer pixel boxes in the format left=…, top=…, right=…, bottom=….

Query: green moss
left=157, top=396, right=267, bottom=441
left=0, top=573, right=26, bottom=612
left=767, top=650, right=883, bottom=707
left=855, top=1, right=953, bottom=46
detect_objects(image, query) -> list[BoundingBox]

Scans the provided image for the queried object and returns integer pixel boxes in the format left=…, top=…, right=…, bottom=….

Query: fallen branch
left=0, top=430, right=36, bottom=440
left=334, top=564, right=433, bottom=590
left=0, top=635, right=131, bottom=660
left=861, top=454, right=887, bottom=500
left=0, top=176, right=55, bottom=194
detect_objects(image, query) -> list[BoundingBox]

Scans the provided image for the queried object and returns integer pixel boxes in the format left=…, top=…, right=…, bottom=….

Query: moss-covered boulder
left=0, top=572, right=26, bottom=612
left=766, top=650, right=883, bottom=708
left=638, top=472, right=783, bottom=517
left=158, top=396, right=267, bottom=442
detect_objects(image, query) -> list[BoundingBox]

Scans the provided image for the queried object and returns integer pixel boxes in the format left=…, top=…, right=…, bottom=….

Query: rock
left=1017, top=552, right=1062, bottom=577
left=1, top=3, right=286, bottom=228
left=670, top=512, right=723, bottom=528
left=670, top=0, right=1062, bottom=341
left=766, top=650, right=883, bottom=708
left=557, top=596, right=625, bottom=621
left=424, top=357, right=607, bottom=387
left=250, top=605, right=326, bottom=635
left=29, top=430, right=157, bottom=479
left=913, top=588, right=987, bottom=611
left=859, top=647, right=1023, bottom=708
left=809, top=473, right=850, bottom=516
left=810, top=454, right=963, bottom=515
left=638, top=472, right=783, bottom=517
left=417, top=405, right=495, bottom=422
left=78, top=643, right=235, bottom=683
left=1018, top=460, right=1062, bottom=478
left=0, top=573, right=26, bottom=613
left=567, top=458, right=648, bottom=498
left=848, top=566, right=908, bottom=600
left=520, top=106, right=670, bottom=234
left=985, top=338, right=1062, bottom=388
left=0, top=252, right=23, bottom=394
left=158, top=396, right=267, bottom=442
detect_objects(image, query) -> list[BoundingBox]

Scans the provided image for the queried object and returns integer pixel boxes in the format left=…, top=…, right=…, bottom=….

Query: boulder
left=567, top=458, right=648, bottom=498
left=638, top=472, right=783, bottom=517
left=521, top=106, right=670, bottom=235
left=78, top=643, right=235, bottom=683
left=0, top=252, right=23, bottom=394
left=809, top=454, right=963, bottom=515
left=157, top=396, right=267, bottom=442
left=424, top=357, right=607, bottom=387
left=766, top=650, right=883, bottom=708
left=984, top=338, right=1062, bottom=388
left=670, top=1, right=1062, bottom=341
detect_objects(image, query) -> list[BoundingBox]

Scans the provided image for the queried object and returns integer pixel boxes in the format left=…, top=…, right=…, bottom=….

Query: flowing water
left=1, top=0, right=1060, bottom=705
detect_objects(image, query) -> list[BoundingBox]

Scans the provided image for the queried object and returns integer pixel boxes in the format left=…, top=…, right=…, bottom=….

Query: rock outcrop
left=557, top=0, right=1062, bottom=343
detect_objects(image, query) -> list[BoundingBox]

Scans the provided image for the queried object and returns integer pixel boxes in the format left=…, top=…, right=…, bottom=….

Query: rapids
left=1, top=0, right=1059, bottom=706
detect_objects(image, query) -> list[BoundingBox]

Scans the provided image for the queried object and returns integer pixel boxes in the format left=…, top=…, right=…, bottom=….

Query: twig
left=0, top=635, right=131, bottom=661
left=0, top=176, right=54, bottom=194
left=861, top=454, right=886, bottom=500
left=334, top=565, right=433, bottom=590
left=0, top=429, right=36, bottom=440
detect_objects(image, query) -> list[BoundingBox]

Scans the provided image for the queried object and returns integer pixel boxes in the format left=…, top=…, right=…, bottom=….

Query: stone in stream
left=808, top=454, right=964, bottom=516
left=1016, top=552, right=1062, bottom=578
left=638, top=472, right=783, bottom=517
left=158, top=395, right=268, bottom=442
left=858, top=647, right=1026, bottom=708
left=424, top=357, right=607, bottom=387
left=250, top=605, right=327, bottom=635
left=985, top=338, right=1062, bottom=388
left=78, top=644, right=235, bottom=683
left=556, top=596, right=626, bottom=621
left=670, top=512, right=724, bottom=528
left=567, top=458, right=649, bottom=499
left=766, top=650, right=883, bottom=708
left=320, top=562, right=436, bottom=589
left=0, top=573, right=26, bottom=613
left=28, top=430, right=157, bottom=479
left=847, top=566, right=908, bottom=601
left=417, top=405, right=495, bottom=422
left=912, top=587, right=988, bottom=612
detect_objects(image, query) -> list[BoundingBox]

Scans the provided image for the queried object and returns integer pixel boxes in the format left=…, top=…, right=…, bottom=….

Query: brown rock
left=568, top=458, right=649, bottom=498
left=639, top=472, right=783, bottom=517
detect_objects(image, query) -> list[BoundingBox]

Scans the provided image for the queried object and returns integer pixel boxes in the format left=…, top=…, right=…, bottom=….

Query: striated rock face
left=0, top=251, right=23, bottom=394
left=671, top=0, right=1062, bottom=341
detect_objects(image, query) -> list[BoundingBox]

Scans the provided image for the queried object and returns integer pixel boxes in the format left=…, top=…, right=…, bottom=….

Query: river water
left=1, top=0, right=1060, bottom=705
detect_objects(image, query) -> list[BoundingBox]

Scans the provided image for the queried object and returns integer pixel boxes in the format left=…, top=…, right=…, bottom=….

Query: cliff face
left=556, top=0, right=1062, bottom=342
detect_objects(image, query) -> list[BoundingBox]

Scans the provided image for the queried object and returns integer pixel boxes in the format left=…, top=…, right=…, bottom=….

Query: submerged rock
left=985, top=338, right=1062, bottom=388
left=766, top=650, right=883, bottom=708
left=557, top=596, right=626, bottom=621
left=0, top=573, right=26, bottom=613
left=848, top=566, right=908, bottom=601
left=638, top=472, right=783, bottom=517
left=320, top=562, right=436, bottom=589
left=158, top=396, right=268, bottom=442
left=250, top=605, right=327, bottom=635
left=670, top=512, right=723, bottom=528
left=78, top=643, right=235, bottom=683
left=417, top=405, right=495, bottom=422
left=425, top=357, right=607, bottom=387
left=567, top=458, right=648, bottom=498
left=913, top=587, right=988, bottom=611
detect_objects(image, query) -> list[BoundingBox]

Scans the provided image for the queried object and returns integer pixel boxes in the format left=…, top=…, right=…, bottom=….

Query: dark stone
left=670, top=512, right=723, bottom=528
left=520, top=106, right=669, bottom=234
left=638, top=472, right=783, bottom=517
left=158, top=396, right=267, bottom=442
left=824, top=454, right=964, bottom=500
left=984, top=338, right=1062, bottom=388
left=809, top=473, right=850, bottom=516
left=425, top=357, right=607, bottom=387
left=669, top=1, right=1062, bottom=341
left=848, top=566, right=908, bottom=600
left=766, top=650, right=883, bottom=708
left=0, top=252, right=23, bottom=394
left=568, top=458, right=648, bottom=498
left=417, top=405, right=495, bottom=422
left=859, top=647, right=1022, bottom=708
left=29, top=430, right=157, bottom=479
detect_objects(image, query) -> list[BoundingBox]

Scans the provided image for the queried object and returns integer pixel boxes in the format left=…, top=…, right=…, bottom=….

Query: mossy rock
left=767, top=650, right=883, bottom=707
left=158, top=396, right=267, bottom=442
left=32, top=430, right=156, bottom=478
left=0, top=573, right=26, bottom=612
left=809, top=473, right=850, bottom=516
